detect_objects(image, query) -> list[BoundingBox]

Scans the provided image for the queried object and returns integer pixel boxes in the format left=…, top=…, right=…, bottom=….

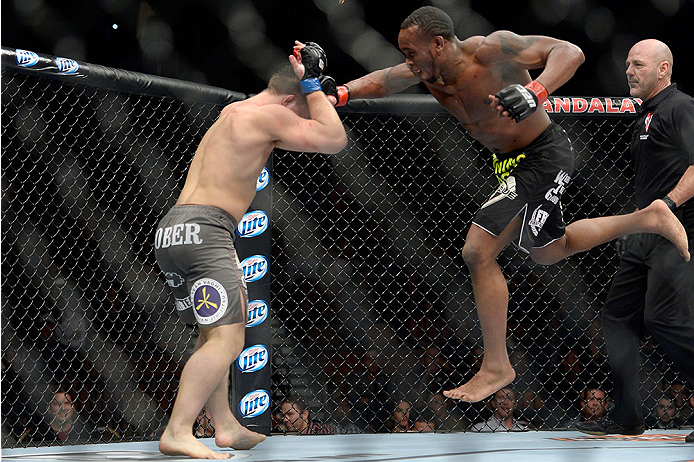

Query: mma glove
left=299, top=41, right=327, bottom=94
left=495, top=80, right=549, bottom=123
left=319, top=75, right=338, bottom=100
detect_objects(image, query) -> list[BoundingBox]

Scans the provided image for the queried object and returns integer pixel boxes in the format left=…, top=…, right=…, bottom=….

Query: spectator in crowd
left=20, top=388, right=93, bottom=444
left=666, top=381, right=693, bottom=426
left=680, top=394, right=694, bottom=427
left=385, top=400, right=412, bottom=432
left=469, top=387, right=528, bottom=432
left=548, top=345, right=601, bottom=411
left=562, top=388, right=610, bottom=429
left=646, top=397, right=678, bottom=430
left=345, top=348, right=395, bottom=432
left=280, top=396, right=336, bottom=435
left=516, top=390, right=561, bottom=429
left=271, top=409, right=287, bottom=434
left=425, top=392, right=468, bottom=432
left=404, top=295, right=456, bottom=349
left=412, top=420, right=436, bottom=432
left=405, top=345, right=462, bottom=410
left=330, top=395, right=368, bottom=434
left=411, top=408, right=436, bottom=432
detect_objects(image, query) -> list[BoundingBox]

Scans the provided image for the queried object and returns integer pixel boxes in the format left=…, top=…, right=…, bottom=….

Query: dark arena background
left=2, top=1, right=694, bottom=461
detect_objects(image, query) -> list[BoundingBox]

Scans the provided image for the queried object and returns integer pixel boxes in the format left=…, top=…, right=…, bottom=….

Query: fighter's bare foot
left=215, top=425, right=266, bottom=450
left=159, top=427, right=230, bottom=459
left=443, top=366, right=516, bottom=403
left=645, top=200, right=690, bottom=261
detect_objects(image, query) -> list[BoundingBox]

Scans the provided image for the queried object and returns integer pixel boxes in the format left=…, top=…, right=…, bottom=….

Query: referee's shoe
left=575, top=417, right=644, bottom=436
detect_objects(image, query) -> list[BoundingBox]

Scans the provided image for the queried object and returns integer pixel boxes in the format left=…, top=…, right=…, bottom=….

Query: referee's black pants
left=601, top=232, right=694, bottom=427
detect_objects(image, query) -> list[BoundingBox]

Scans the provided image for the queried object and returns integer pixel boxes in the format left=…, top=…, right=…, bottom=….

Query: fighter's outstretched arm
left=335, top=64, right=421, bottom=106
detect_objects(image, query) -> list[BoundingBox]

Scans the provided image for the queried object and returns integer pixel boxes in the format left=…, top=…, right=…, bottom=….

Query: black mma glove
left=298, top=41, right=327, bottom=94
left=495, top=80, right=549, bottom=123
left=319, top=75, right=337, bottom=100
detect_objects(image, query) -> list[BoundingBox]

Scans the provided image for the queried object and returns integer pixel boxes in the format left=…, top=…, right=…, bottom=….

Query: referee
left=577, top=39, right=694, bottom=442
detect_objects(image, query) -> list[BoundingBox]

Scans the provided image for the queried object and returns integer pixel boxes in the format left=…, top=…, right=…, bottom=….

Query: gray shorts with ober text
left=154, top=205, right=247, bottom=326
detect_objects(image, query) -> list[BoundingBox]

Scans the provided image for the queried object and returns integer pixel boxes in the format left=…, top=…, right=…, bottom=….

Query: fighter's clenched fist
left=289, top=41, right=328, bottom=94
left=491, top=80, right=549, bottom=123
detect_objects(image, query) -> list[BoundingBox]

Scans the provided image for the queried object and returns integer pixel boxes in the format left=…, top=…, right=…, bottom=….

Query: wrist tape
left=525, top=80, right=548, bottom=105
left=337, top=85, right=350, bottom=106
left=300, top=77, right=322, bottom=94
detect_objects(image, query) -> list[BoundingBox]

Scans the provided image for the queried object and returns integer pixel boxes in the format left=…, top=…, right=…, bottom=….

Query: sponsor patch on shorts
left=190, top=278, right=228, bottom=324
left=529, top=205, right=550, bottom=236
left=481, top=176, right=518, bottom=209
left=175, top=297, right=193, bottom=311
left=165, top=271, right=185, bottom=288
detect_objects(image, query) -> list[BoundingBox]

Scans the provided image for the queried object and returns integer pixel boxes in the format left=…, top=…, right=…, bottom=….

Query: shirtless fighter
left=333, top=6, right=689, bottom=403
left=154, top=41, right=346, bottom=459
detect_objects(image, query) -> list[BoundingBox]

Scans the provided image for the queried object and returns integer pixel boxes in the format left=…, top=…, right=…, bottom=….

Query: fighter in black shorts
left=474, top=122, right=574, bottom=254
left=331, top=6, right=689, bottom=403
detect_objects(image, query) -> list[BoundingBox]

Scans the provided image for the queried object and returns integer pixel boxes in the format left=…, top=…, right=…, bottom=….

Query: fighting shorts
left=154, top=204, right=247, bottom=326
left=473, top=122, right=575, bottom=253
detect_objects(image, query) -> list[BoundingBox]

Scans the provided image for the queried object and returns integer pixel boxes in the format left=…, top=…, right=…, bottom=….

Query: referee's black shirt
left=630, top=83, right=694, bottom=230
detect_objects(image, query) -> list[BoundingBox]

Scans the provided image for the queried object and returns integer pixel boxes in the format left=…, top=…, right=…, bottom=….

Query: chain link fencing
left=1, top=69, right=223, bottom=446
left=1, top=66, right=690, bottom=448
left=270, top=101, right=691, bottom=434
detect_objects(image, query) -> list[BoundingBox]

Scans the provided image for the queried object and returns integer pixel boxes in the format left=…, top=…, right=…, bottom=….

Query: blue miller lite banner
left=2, top=48, right=88, bottom=79
left=231, top=158, right=272, bottom=434
left=239, top=389, right=271, bottom=419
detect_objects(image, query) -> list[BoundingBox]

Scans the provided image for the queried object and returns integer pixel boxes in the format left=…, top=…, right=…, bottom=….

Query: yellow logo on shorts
left=190, top=278, right=228, bottom=324
left=195, top=286, right=218, bottom=311
left=493, top=153, right=526, bottom=183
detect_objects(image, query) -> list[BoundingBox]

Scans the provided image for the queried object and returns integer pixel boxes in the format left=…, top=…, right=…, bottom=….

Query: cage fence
left=1, top=66, right=690, bottom=448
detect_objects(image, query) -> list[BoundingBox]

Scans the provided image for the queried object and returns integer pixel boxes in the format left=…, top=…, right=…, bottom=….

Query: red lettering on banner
left=554, top=97, right=571, bottom=113
left=605, top=99, right=619, bottom=113
left=620, top=99, right=637, bottom=113
left=543, top=97, right=640, bottom=114
left=572, top=98, right=588, bottom=113
left=588, top=98, right=605, bottom=113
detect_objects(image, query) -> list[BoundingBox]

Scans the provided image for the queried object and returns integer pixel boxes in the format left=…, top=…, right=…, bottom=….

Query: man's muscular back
left=177, top=76, right=346, bottom=223
left=176, top=100, right=278, bottom=223
left=176, top=43, right=347, bottom=223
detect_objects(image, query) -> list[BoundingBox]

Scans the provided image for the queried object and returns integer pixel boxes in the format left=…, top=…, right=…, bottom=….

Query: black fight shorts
left=473, top=122, right=575, bottom=253
left=154, top=205, right=247, bottom=326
